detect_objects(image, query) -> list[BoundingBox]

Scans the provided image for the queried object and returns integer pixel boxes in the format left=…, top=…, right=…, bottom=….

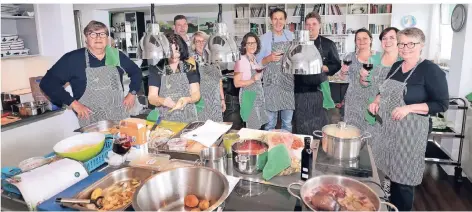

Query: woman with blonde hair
left=191, top=31, right=225, bottom=122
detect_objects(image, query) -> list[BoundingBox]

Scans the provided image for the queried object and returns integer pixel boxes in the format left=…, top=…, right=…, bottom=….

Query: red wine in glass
left=255, top=67, right=266, bottom=73
left=362, top=63, right=374, bottom=82
left=343, top=60, right=352, bottom=66
left=113, top=137, right=131, bottom=155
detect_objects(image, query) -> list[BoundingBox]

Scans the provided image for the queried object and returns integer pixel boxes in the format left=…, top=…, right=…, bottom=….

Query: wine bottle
left=301, top=137, right=313, bottom=181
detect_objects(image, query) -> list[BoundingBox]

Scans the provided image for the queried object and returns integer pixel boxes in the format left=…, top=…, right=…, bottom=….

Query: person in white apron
left=256, top=8, right=294, bottom=132
left=148, top=33, right=201, bottom=123
left=39, top=21, right=141, bottom=127
left=369, top=27, right=449, bottom=211
left=190, top=31, right=225, bottom=122
left=234, top=32, right=269, bottom=129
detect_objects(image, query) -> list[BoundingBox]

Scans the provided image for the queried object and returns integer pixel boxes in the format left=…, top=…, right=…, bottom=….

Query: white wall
left=391, top=4, right=433, bottom=59
left=36, top=4, right=77, bottom=63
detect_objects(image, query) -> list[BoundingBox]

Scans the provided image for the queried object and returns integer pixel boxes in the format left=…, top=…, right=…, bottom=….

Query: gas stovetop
left=313, top=140, right=373, bottom=178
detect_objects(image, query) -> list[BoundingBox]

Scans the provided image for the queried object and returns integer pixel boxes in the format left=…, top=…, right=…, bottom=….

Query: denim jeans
left=264, top=110, right=294, bottom=132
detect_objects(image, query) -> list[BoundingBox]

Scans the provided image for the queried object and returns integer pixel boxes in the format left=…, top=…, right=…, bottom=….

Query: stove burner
left=313, top=140, right=373, bottom=178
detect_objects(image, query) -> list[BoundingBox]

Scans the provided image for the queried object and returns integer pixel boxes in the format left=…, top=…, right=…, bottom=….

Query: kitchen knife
left=375, top=114, right=383, bottom=125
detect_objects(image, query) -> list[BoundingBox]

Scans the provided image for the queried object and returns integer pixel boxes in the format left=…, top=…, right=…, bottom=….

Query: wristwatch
left=129, top=90, right=137, bottom=95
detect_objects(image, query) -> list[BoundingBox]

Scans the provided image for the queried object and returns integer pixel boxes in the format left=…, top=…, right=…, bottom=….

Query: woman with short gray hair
left=368, top=27, right=449, bottom=211
left=40, top=20, right=142, bottom=127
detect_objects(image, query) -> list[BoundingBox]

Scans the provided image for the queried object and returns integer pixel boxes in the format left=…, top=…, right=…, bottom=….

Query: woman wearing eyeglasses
left=368, top=27, right=449, bottom=211
left=190, top=31, right=225, bottom=122
left=40, top=20, right=142, bottom=127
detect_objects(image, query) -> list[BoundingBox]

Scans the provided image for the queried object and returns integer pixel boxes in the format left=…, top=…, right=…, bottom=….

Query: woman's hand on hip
left=71, top=100, right=92, bottom=120
left=123, top=93, right=136, bottom=110
left=392, top=105, right=412, bottom=121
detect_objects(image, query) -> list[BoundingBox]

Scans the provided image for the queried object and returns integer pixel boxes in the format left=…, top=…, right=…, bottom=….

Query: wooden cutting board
left=1, top=116, right=21, bottom=125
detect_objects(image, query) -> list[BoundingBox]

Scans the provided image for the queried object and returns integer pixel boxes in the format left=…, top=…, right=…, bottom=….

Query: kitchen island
left=1, top=125, right=386, bottom=211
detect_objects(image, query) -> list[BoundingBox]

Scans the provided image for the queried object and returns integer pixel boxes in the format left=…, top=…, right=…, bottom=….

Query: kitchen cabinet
left=110, top=12, right=145, bottom=60
left=1, top=4, right=41, bottom=59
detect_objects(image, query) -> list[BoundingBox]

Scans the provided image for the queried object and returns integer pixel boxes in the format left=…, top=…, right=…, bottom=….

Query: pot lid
left=323, top=122, right=361, bottom=138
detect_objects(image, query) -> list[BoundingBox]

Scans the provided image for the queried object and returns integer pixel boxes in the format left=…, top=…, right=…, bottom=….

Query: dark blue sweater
left=39, top=48, right=142, bottom=106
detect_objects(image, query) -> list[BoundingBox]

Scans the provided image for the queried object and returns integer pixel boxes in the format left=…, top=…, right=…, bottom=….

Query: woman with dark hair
left=148, top=32, right=201, bottom=123
left=341, top=28, right=376, bottom=132
left=234, top=32, right=268, bottom=129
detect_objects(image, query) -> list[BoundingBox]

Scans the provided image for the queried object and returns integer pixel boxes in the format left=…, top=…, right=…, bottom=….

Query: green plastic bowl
left=53, top=132, right=106, bottom=162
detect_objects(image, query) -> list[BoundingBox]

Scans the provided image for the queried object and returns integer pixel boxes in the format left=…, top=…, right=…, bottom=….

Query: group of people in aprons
left=41, top=13, right=449, bottom=212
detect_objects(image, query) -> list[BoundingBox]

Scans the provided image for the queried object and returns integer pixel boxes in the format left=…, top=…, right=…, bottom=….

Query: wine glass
left=112, top=134, right=132, bottom=156
left=362, top=58, right=374, bottom=82
left=255, top=65, right=267, bottom=73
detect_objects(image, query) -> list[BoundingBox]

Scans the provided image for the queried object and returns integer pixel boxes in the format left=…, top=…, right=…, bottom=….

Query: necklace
left=87, top=48, right=104, bottom=60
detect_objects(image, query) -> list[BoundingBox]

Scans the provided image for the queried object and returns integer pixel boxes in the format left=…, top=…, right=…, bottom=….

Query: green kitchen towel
left=365, top=97, right=376, bottom=125
left=320, top=81, right=335, bottom=109
left=262, top=144, right=291, bottom=181
left=146, top=109, right=160, bottom=123
left=466, top=92, right=472, bottom=102
left=105, top=45, right=120, bottom=67
left=257, top=151, right=268, bottom=171
left=195, top=98, right=205, bottom=114
left=240, top=90, right=257, bottom=122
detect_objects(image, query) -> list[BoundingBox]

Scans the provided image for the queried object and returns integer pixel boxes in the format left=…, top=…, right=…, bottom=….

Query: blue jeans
left=264, top=110, right=294, bottom=132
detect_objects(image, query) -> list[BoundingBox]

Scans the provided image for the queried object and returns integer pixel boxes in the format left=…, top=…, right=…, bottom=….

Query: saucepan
left=197, top=147, right=228, bottom=175
left=288, top=175, right=398, bottom=211
left=313, top=122, right=371, bottom=160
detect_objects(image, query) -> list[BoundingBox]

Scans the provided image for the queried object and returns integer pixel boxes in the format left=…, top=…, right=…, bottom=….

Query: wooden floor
left=414, top=163, right=472, bottom=211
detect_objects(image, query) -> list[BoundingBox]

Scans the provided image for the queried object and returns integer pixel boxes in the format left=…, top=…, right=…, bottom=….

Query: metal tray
left=156, top=121, right=229, bottom=156
left=61, top=167, right=156, bottom=211
left=73, top=120, right=120, bottom=133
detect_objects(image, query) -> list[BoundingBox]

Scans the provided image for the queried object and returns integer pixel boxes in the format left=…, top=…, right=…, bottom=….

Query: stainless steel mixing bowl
left=132, top=166, right=229, bottom=211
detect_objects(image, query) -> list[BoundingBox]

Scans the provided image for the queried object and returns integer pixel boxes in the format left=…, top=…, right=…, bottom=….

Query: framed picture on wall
left=187, top=17, right=199, bottom=33
left=198, top=17, right=217, bottom=35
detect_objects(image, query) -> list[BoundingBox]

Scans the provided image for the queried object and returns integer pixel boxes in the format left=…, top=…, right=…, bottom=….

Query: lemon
left=91, top=188, right=103, bottom=200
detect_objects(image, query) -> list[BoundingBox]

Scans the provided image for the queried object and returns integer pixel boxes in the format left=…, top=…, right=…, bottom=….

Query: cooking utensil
left=132, top=166, right=229, bottom=211
left=197, top=147, right=228, bottom=174
left=56, top=197, right=104, bottom=209
left=313, top=122, right=371, bottom=160
left=375, top=114, right=383, bottom=125
left=231, top=139, right=269, bottom=175
left=14, top=101, right=47, bottom=116
left=73, top=120, right=120, bottom=133
left=150, top=114, right=162, bottom=132
left=53, top=133, right=105, bottom=161
left=287, top=175, right=398, bottom=211
left=61, top=167, right=155, bottom=211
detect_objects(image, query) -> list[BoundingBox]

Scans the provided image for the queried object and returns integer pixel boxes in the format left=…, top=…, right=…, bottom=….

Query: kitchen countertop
left=1, top=126, right=385, bottom=211
left=1, top=109, right=66, bottom=132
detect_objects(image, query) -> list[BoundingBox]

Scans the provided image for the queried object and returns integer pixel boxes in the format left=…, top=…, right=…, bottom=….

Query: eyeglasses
left=88, top=32, right=108, bottom=38
left=246, top=42, right=257, bottom=47
left=397, top=42, right=420, bottom=49
left=195, top=40, right=205, bottom=44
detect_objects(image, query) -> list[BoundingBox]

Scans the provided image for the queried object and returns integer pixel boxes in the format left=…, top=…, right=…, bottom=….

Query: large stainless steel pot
left=231, top=139, right=268, bottom=175
left=132, top=166, right=229, bottom=211
left=15, top=101, right=47, bottom=116
left=288, top=175, right=398, bottom=211
left=313, top=122, right=371, bottom=160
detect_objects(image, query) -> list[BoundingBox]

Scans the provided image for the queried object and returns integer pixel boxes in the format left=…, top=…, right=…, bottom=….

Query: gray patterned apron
left=263, top=32, right=295, bottom=111
left=344, top=52, right=393, bottom=133
left=294, top=82, right=329, bottom=135
left=156, top=61, right=198, bottom=123
left=371, top=60, right=429, bottom=186
left=77, top=49, right=129, bottom=127
left=239, top=55, right=269, bottom=129
left=197, top=63, right=223, bottom=122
